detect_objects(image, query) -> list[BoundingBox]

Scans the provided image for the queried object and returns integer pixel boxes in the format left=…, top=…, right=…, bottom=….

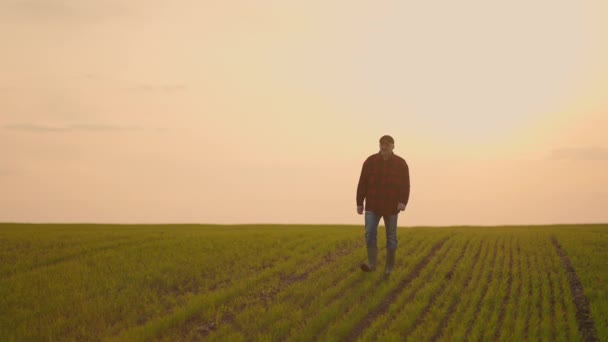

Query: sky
left=1, top=0, right=607, bottom=226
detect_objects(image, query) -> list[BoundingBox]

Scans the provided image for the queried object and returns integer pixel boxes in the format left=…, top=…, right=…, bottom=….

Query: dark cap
left=379, top=135, right=394, bottom=144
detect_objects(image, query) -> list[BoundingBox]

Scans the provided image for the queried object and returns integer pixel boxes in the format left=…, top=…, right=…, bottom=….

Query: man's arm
left=399, top=161, right=410, bottom=207
left=356, top=161, right=367, bottom=206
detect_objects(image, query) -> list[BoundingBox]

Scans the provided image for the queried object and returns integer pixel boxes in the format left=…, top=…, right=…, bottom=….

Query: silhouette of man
left=356, top=135, right=410, bottom=276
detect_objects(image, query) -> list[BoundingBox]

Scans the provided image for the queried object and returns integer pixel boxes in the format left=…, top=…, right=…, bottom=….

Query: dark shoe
left=384, top=249, right=396, bottom=276
left=360, top=263, right=376, bottom=272
left=366, top=245, right=378, bottom=270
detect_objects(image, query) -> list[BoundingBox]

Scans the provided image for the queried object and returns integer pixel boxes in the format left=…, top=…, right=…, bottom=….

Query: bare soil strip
left=285, top=238, right=435, bottom=342
left=364, top=240, right=458, bottom=339
left=551, top=236, right=600, bottom=342
left=537, top=251, right=543, bottom=336
left=344, top=236, right=452, bottom=341
left=191, top=240, right=364, bottom=339
left=557, top=249, right=572, bottom=339
left=315, top=238, right=428, bottom=311
left=259, top=241, right=365, bottom=306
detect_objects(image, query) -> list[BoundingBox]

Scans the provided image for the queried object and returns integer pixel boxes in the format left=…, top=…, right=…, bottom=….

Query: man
left=356, top=134, right=410, bottom=277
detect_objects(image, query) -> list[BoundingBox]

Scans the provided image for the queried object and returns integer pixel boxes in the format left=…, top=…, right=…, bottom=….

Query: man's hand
left=357, top=205, right=364, bottom=215
left=397, top=202, right=406, bottom=211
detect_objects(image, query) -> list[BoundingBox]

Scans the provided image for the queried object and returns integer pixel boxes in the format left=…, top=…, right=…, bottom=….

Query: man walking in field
left=356, top=135, right=410, bottom=277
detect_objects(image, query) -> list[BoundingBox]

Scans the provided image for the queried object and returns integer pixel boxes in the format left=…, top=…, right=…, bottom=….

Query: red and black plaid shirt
left=356, top=151, right=410, bottom=216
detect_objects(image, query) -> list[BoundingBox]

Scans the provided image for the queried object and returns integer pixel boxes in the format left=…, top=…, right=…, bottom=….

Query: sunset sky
left=1, top=0, right=607, bottom=226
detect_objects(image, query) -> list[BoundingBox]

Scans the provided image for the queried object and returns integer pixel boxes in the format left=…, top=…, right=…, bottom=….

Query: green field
left=1, top=223, right=606, bottom=341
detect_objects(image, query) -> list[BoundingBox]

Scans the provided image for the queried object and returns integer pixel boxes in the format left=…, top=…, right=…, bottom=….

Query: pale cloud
left=126, top=84, right=188, bottom=93
left=68, top=73, right=100, bottom=80
left=0, top=167, right=19, bottom=177
left=1, top=0, right=129, bottom=23
left=4, top=123, right=143, bottom=133
left=549, top=146, right=608, bottom=160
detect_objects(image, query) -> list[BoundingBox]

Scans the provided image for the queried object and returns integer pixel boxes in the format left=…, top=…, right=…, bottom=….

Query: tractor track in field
left=493, top=236, right=516, bottom=340
left=557, top=246, right=572, bottom=339
left=463, top=236, right=501, bottom=340
left=537, top=252, right=544, bottom=337
left=401, top=239, right=475, bottom=340
left=308, top=238, right=427, bottom=313
left=190, top=240, right=364, bottom=340
left=282, top=239, right=433, bottom=342
left=205, top=236, right=328, bottom=292
left=430, top=238, right=487, bottom=341
left=343, top=235, right=453, bottom=341
left=545, top=242, right=557, bottom=341
left=0, top=236, right=165, bottom=280
left=125, top=236, right=334, bottom=341
left=258, top=241, right=365, bottom=306
left=551, top=236, right=600, bottom=342
left=308, top=239, right=456, bottom=342
left=358, top=238, right=458, bottom=339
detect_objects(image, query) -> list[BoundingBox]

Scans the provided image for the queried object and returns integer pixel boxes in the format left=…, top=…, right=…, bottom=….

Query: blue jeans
left=364, top=210, right=398, bottom=251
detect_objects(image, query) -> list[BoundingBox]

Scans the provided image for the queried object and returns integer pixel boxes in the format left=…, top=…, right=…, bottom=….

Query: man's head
left=379, top=135, right=394, bottom=157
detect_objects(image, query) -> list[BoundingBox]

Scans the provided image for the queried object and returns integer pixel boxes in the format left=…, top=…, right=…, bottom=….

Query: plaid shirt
left=356, top=151, right=410, bottom=216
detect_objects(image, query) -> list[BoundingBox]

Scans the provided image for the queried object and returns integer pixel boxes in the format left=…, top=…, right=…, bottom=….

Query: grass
left=0, top=223, right=606, bottom=341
